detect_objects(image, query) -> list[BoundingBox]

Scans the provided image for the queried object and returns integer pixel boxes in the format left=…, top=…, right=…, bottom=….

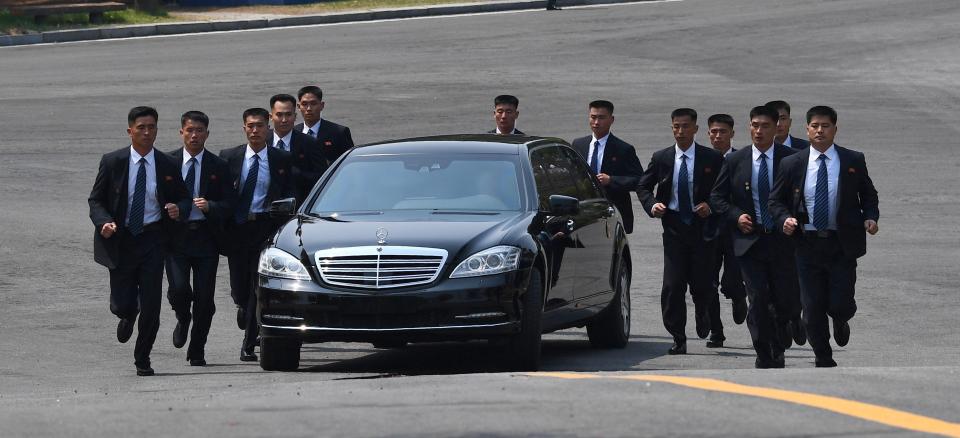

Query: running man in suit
left=766, top=100, right=810, bottom=151
left=489, top=95, right=525, bottom=135
left=269, top=93, right=326, bottom=204
left=295, top=86, right=355, bottom=167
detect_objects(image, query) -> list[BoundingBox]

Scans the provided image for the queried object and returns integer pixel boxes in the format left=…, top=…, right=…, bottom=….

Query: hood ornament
left=376, top=227, right=389, bottom=245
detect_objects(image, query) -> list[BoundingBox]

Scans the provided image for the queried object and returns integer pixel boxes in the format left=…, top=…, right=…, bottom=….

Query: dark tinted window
left=530, top=145, right=580, bottom=209
left=560, top=147, right=604, bottom=201
left=311, top=153, right=522, bottom=213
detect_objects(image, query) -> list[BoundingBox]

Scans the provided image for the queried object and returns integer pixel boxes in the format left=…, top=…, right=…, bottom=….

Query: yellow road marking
left=530, top=372, right=960, bottom=437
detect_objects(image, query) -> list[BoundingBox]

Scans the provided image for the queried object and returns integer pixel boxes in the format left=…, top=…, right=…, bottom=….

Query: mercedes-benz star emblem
left=376, top=227, right=389, bottom=245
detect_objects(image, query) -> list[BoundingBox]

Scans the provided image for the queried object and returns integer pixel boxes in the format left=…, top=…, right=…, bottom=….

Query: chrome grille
left=315, top=246, right=447, bottom=289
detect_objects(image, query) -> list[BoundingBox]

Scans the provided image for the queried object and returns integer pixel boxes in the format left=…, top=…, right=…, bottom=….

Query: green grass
left=169, top=0, right=486, bottom=18
left=1, top=8, right=172, bottom=35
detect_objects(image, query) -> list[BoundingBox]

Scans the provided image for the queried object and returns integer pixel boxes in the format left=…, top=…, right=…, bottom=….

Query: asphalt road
left=1, top=0, right=959, bottom=436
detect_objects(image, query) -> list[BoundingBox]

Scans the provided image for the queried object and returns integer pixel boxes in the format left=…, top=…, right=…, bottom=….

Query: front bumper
left=257, top=269, right=529, bottom=343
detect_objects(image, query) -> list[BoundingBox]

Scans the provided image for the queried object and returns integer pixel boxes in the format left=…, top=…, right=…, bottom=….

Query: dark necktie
left=591, top=141, right=602, bottom=174
left=128, top=157, right=147, bottom=235
left=678, top=154, right=692, bottom=225
left=813, top=154, right=829, bottom=230
left=276, top=139, right=286, bottom=152
left=308, top=129, right=317, bottom=139
left=235, top=154, right=260, bottom=224
left=758, top=153, right=773, bottom=230
left=184, top=157, right=197, bottom=218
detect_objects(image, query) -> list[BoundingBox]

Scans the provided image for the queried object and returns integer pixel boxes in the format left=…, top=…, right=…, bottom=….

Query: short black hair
left=270, top=93, right=297, bottom=109
left=707, top=113, right=734, bottom=128
left=670, top=108, right=697, bottom=122
left=589, top=100, right=615, bottom=114
left=494, top=95, right=519, bottom=108
left=806, top=105, right=838, bottom=124
left=765, top=100, right=791, bottom=115
left=180, top=111, right=209, bottom=128
left=749, top=105, right=780, bottom=123
left=128, top=106, right=158, bottom=126
left=297, top=86, right=323, bottom=101
left=242, top=107, right=270, bottom=122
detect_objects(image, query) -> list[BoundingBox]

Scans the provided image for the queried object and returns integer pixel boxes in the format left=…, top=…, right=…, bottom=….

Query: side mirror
left=269, top=198, right=297, bottom=218
left=548, top=195, right=580, bottom=216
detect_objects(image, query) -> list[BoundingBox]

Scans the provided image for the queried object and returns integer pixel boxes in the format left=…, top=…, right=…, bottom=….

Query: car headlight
left=258, top=248, right=312, bottom=280
left=450, top=246, right=521, bottom=278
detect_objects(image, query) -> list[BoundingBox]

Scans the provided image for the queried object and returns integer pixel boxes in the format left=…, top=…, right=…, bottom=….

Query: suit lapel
left=198, top=150, right=212, bottom=198
left=661, top=147, right=675, bottom=200
left=600, top=135, right=618, bottom=172
left=267, top=146, right=281, bottom=201
left=692, top=143, right=705, bottom=198
left=115, top=148, right=131, bottom=226
left=835, top=145, right=848, bottom=214
left=229, top=146, right=244, bottom=192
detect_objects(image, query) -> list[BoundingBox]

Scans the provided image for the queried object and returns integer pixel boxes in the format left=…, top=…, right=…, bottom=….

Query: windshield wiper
left=431, top=210, right=501, bottom=215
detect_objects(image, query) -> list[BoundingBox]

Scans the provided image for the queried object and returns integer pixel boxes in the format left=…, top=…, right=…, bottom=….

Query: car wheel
left=587, top=258, right=630, bottom=348
left=259, top=337, right=301, bottom=371
left=506, top=268, right=543, bottom=371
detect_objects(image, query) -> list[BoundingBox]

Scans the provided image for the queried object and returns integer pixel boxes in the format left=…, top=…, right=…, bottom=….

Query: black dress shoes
left=792, top=318, right=807, bottom=346
left=668, top=340, right=687, bottom=355
left=136, top=365, right=155, bottom=376
left=732, top=297, right=747, bottom=325
left=117, top=318, right=135, bottom=343
left=172, top=317, right=190, bottom=349
left=189, top=358, right=206, bottom=366
left=705, top=332, right=725, bottom=348
left=833, top=319, right=850, bottom=347
left=240, top=348, right=258, bottom=362
left=776, top=320, right=793, bottom=350
left=236, top=307, right=246, bottom=330
left=694, top=307, right=710, bottom=339
left=815, top=357, right=838, bottom=368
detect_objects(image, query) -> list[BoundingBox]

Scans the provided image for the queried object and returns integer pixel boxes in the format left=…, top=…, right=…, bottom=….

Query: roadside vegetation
left=1, top=8, right=171, bottom=35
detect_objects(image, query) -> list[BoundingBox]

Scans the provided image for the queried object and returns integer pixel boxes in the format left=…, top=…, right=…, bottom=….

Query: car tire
left=587, top=257, right=630, bottom=348
left=259, top=337, right=301, bottom=371
left=506, top=268, right=543, bottom=371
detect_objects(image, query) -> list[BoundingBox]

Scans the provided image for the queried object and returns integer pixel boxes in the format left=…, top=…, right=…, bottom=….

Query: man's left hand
left=694, top=202, right=711, bottom=218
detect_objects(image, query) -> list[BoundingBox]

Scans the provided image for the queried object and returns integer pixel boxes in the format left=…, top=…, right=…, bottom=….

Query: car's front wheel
left=260, top=337, right=301, bottom=371
left=587, top=257, right=631, bottom=348
left=505, top=268, right=543, bottom=371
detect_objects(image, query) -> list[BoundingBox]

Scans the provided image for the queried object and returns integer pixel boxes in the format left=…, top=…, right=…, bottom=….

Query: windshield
left=310, top=153, right=523, bottom=214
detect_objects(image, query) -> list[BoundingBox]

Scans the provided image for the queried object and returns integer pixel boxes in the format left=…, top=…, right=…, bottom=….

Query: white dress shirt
left=668, top=144, right=696, bottom=211
left=495, top=127, right=520, bottom=135
left=181, top=149, right=205, bottom=221
left=127, top=146, right=161, bottom=227
left=803, top=144, right=840, bottom=231
left=751, top=144, right=775, bottom=222
left=782, top=136, right=793, bottom=148
left=240, top=146, right=271, bottom=214
left=302, top=118, right=323, bottom=137
left=273, top=131, right=293, bottom=152
left=587, top=133, right=610, bottom=172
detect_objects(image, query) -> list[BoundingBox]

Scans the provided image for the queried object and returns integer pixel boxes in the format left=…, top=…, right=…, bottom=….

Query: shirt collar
left=751, top=144, right=775, bottom=161
left=591, top=133, right=610, bottom=146
left=783, top=136, right=793, bottom=147
left=808, top=144, right=838, bottom=162
left=245, top=145, right=268, bottom=161
left=304, top=118, right=322, bottom=134
left=130, top=145, right=154, bottom=165
left=496, top=126, right=517, bottom=135
left=674, top=143, right=696, bottom=160
left=274, top=131, right=293, bottom=148
left=183, top=148, right=204, bottom=165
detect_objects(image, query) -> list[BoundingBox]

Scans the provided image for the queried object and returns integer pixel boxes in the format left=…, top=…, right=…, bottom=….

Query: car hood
left=276, top=210, right=533, bottom=264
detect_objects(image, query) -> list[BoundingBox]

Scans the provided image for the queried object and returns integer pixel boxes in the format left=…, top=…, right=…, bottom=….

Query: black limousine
left=256, top=135, right=632, bottom=371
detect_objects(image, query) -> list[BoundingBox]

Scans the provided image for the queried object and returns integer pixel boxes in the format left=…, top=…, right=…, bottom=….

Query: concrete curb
left=1, top=0, right=651, bottom=47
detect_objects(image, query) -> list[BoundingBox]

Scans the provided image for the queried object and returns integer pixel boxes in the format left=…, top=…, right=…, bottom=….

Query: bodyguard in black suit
left=88, top=106, right=190, bottom=376
left=767, top=100, right=811, bottom=151
left=164, top=111, right=233, bottom=367
left=269, top=93, right=327, bottom=204
left=571, top=100, right=644, bottom=234
left=489, top=94, right=525, bottom=135
left=770, top=105, right=879, bottom=368
left=295, top=85, right=355, bottom=166
left=705, top=114, right=747, bottom=343
left=710, top=106, right=800, bottom=368
left=221, top=108, right=296, bottom=362
left=637, top=108, right=724, bottom=354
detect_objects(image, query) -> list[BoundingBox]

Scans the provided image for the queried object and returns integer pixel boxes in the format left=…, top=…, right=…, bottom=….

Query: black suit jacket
left=487, top=128, right=526, bottom=136
left=295, top=119, right=355, bottom=166
left=270, top=130, right=327, bottom=204
left=219, top=144, right=296, bottom=223
left=637, top=143, right=724, bottom=240
left=571, top=134, right=644, bottom=233
left=788, top=135, right=810, bottom=150
left=769, top=145, right=879, bottom=259
left=166, top=148, right=235, bottom=254
left=709, top=144, right=797, bottom=256
left=88, top=146, right=190, bottom=269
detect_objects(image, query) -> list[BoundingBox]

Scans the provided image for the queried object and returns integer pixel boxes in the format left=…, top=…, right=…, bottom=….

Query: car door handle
left=606, top=206, right=616, bottom=216
left=566, top=219, right=575, bottom=231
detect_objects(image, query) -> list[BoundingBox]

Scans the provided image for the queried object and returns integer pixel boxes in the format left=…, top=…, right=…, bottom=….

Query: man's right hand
left=651, top=203, right=667, bottom=218
left=100, top=222, right=117, bottom=239
left=783, top=217, right=799, bottom=236
left=738, top=214, right=753, bottom=234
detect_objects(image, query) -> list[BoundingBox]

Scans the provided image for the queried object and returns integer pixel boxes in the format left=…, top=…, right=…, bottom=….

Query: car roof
left=355, top=134, right=568, bottom=155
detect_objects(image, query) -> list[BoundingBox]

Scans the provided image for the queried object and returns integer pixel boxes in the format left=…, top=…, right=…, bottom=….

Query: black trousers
left=795, top=234, right=857, bottom=360
left=227, top=219, right=277, bottom=351
left=165, top=226, right=219, bottom=360
left=109, top=228, right=164, bottom=368
left=660, top=223, right=718, bottom=342
left=737, top=234, right=799, bottom=364
left=708, top=231, right=745, bottom=338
